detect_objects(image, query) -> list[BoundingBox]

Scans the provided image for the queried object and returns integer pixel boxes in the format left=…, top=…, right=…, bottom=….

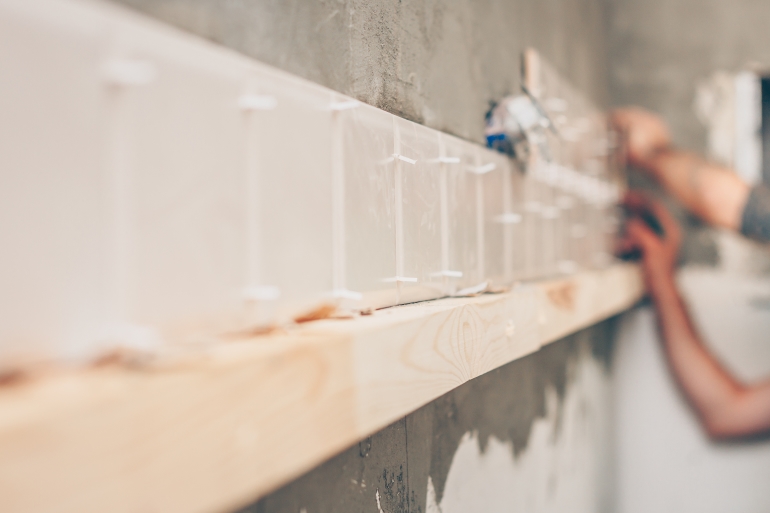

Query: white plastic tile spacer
left=238, top=94, right=277, bottom=111
left=379, top=154, right=417, bottom=165
left=102, top=59, right=157, bottom=86
left=455, top=281, right=488, bottom=296
left=243, top=285, right=281, bottom=302
left=394, top=154, right=417, bottom=164
left=382, top=276, right=418, bottom=283
left=429, top=270, right=463, bottom=278
left=329, top=100, right=360, bottom=111
left=494, top=213, right=523, bottom=224
left=427, top=157, right=461, bottom=164
left=467, top=162, right=496, bottom=174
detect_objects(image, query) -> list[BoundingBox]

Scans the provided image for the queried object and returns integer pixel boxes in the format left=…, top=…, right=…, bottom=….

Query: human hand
left=617, top=191, right=681, bottom=292
left=611, top=107, right=672, bottom=170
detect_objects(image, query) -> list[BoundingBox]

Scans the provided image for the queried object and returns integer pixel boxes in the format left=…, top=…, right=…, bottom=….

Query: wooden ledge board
left=0, top=263, right=643, bottom=513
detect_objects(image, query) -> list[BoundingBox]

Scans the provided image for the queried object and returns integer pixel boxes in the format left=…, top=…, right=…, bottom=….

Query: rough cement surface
left=238, top=321, right=617, bottom=513
left=245, top=418, right=410, bottom=513
left=108, top=0, right=609, bottom=145
left=607, top=0, right=770, bottom=154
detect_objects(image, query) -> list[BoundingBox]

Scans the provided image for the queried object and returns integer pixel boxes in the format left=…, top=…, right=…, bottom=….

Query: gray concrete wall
left=110, top=0, right=610, bottom=145
left=607, top=0, right=770, bottom=154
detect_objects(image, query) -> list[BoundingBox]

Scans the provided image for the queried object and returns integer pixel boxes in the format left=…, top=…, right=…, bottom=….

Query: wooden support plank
left=0, top=264, right=643, bottom=513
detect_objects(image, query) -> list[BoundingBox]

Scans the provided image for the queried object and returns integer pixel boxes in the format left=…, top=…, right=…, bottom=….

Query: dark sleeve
left=740, top=184, right=770, bottom=243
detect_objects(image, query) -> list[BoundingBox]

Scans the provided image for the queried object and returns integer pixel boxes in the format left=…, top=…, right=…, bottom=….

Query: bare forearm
left=623, top=181, right=770, bottom=438
left=648, top=274, right=741, bottom=425
left=643, top=149, right=749, bottom=231
left=648, top=273, right=770, bottom=438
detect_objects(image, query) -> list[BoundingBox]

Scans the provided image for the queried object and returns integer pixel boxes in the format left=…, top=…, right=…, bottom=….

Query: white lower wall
left=426, top=342, right=613, bottom=513
left=614, top=251, right=770, bottom=513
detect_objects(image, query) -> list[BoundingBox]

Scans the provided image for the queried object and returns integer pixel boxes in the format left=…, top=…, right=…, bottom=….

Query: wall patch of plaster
left=426, top=346, right=611, bottom=513
left=375, top=489, right=386, bottom=513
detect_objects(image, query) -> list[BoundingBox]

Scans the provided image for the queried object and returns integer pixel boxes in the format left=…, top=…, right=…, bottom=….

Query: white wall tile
left=0, top=5, right=110, bottom=360
left=0, top=1, right=619, bottom=362
left=398, top=121, right=444, bottom=304
left=340, top=103, right=397, bottom=309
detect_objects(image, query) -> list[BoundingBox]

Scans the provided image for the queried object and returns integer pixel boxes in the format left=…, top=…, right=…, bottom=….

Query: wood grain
left=0, top=263, right=642, bottom=513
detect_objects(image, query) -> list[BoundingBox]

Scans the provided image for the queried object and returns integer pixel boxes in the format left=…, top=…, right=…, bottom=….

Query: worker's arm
left=612, top=108, right=753, bottom=234
left=642, top=150, right=749, bottom=231
left=620, top=192, right=770, bottom=439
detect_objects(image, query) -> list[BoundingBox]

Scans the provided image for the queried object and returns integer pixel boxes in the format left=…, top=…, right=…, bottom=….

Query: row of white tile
left=0, top=0, right=618, bottom=362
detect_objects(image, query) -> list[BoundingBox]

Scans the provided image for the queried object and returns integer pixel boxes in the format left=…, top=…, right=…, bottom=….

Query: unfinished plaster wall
left=608, top=0, right=770, bottom=154
left=100, top=0, right=618, bottom=511
left=608, top=1, right=770, bottom=511
left=108, top=0, right=609, bottom=145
